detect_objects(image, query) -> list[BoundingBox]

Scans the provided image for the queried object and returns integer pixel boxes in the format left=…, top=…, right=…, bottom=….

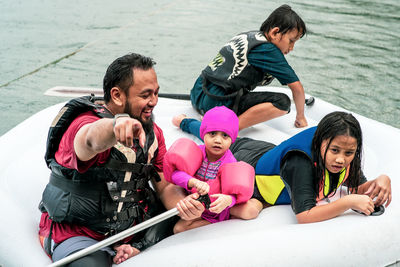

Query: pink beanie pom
left=199, top=106, right=239, bottom=143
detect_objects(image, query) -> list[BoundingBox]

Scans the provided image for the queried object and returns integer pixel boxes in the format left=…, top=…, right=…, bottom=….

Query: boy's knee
left=273, top=94, right=291, bottom=113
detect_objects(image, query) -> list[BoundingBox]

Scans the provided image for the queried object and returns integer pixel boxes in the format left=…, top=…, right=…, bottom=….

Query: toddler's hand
left=209, top=194, right=233, bottom=214
left=193, top=180, right=210, bottom=195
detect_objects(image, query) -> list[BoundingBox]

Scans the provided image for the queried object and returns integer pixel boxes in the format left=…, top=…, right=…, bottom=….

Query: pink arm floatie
left=163, top=138, right=203, bottom=183
left=218, top=161, right=255, bottom=204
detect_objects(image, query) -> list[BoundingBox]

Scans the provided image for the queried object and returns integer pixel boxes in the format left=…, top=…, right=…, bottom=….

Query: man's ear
left=110, top=87, right=125, bottom=107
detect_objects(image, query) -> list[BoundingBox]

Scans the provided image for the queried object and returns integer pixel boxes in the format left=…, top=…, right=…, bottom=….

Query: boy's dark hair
left=103, top=53, right=156, bottom=103
left=311, top=111, right=363, bottom=195
left=260, top=4, right=307, bottom=38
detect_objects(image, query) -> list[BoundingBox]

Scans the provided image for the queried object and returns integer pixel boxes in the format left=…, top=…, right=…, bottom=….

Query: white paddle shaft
left=48, top=207, right=179, bottom=267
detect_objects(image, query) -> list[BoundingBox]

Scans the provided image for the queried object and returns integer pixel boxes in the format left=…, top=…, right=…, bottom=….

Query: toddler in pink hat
left=170, top=106, right=240, bottom=233
left=199, top=106, right=239, bottom=143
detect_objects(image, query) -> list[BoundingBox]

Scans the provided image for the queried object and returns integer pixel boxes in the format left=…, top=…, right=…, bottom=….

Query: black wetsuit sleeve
left=343, top=170, right=368, bottom=188
left=360, top=172, right=367, bottom=184
left=281, top=152, right=317, bottom=214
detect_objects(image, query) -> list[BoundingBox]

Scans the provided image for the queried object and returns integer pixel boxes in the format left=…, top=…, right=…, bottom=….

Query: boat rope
left=0, top=0, right=182, bottom=88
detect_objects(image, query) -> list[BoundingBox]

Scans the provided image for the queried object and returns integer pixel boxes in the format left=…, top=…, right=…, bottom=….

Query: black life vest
left=202, top=31, right=274, bottom=95
left=40, top=95, right=161, bottom=235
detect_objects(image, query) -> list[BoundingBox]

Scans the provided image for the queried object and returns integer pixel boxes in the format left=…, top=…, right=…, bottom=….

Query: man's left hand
left=176, top=193, right=205, bottom=220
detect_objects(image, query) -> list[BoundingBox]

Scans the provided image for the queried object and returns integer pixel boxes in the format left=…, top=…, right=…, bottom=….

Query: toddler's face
left=204, top=131, right=232, bottom=162
left=270, top=29, right=301, bottom=55
left=320, top=134, right=358, bottom=173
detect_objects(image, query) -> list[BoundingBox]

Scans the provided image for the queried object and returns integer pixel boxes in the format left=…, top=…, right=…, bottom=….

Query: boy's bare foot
left=172, top=114, right=187, bottom=127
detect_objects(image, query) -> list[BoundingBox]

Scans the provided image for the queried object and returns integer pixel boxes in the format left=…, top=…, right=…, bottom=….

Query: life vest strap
left=105, top=159, right=160, bottom=182
left=109, top=191, right=147, bottom=203
left=105, top=158, right=146, bottom=173
left=119, top=178, right=149, bottom=190
left=201, top=75, right=244, bottom=115
left=201, top=74, right=240, bottom=100
left=116, top=205, right=140, bottom=221
left=50, top=172, right=107, bottom=199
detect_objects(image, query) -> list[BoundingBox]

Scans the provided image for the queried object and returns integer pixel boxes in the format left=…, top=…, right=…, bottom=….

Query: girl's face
left=268, top=28, right=301, bottom=55
left=204, top=131, right=232, bottom=162
left=320, top=134, right=358, bottom=173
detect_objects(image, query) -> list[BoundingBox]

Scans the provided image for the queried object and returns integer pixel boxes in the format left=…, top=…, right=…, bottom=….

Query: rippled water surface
left=1, top=0, right=399, bottom=135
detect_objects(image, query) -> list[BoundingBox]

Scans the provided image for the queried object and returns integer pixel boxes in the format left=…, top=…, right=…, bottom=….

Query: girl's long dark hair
left=311, top=112, right=363, bottom=194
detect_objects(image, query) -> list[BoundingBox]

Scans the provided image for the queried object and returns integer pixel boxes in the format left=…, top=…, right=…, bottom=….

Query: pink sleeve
left=223, top=149, right=237, bottom=163
left=171, top=170, right=193, bottom=190
left=228, top=195, right=237, bottom=208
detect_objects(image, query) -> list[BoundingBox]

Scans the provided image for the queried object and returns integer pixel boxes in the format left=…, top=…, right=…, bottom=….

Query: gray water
left=1, top=0, right=399, bottom=136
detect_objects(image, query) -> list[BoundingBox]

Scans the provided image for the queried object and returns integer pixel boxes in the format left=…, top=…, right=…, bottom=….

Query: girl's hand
left=209, top=194, right=233, bottom=214
left=113, top=244, right=140, bottom=264
left=346, top=194, right=375, bottom=215
left=190, top=179, right=210, bottom=195
left=364, top=175, right=392, bottom=207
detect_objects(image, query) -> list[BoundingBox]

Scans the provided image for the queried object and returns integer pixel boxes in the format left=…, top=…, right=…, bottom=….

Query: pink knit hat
left=200, top=106, right=239, bottom=143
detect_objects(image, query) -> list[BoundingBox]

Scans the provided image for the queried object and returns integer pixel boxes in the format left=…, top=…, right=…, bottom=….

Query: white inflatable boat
left=0, top=87, right=399, bottom=267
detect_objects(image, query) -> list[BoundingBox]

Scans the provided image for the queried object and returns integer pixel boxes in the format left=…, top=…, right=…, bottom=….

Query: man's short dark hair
left=103, top=53, right=156, bottom=102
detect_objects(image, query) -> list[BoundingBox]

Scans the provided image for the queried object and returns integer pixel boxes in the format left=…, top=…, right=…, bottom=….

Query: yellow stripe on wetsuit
left=255, top=174, right=285, bottom=205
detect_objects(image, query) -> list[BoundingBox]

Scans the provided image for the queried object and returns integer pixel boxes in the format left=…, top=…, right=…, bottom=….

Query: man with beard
left=38, top=53, right=205, bottom=266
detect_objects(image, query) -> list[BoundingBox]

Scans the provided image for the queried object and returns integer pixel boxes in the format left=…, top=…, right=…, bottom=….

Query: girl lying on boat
left=172, top=111, right=392, bottom=223
left=163, top=106, right=254, bottom=232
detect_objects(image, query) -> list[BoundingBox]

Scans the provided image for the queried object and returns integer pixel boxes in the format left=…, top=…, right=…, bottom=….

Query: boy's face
left=270, top=28, right=301, bottom=55
left=204, top=131, right=232, bottom=162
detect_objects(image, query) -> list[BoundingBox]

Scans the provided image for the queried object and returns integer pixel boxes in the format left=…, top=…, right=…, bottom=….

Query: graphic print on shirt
left=226, top=31, right=266, bottom=80
left=208, top=53, right=225, bottom=71
left=226, top=33, right=248, bottom=80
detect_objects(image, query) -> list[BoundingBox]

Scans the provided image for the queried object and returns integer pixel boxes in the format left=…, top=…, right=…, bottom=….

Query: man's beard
left=124, top=100, right=154, bottom=134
